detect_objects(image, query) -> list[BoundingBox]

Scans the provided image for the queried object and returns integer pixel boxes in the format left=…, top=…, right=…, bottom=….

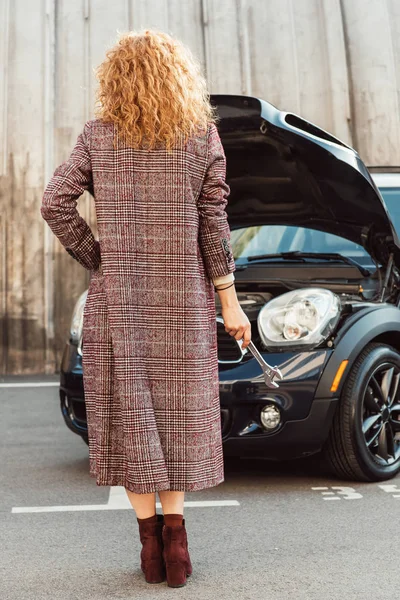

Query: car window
left=230, top=225, right=371, bottom=263
left=379, top=187, right=400, bottom=237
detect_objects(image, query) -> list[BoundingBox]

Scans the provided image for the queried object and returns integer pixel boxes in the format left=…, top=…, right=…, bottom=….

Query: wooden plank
left=51, top=0, right=91, bottom=372
left=202, top=0, right=242, bottom=93
left=320, top=0, right=352, bottom=145
left=4, top=0, right=47, bottom=373
left=88, top=0, right=129, bottom=115
left=0, top=0, right=11, bottom=374
left=340, top=0, right=400, bottom=165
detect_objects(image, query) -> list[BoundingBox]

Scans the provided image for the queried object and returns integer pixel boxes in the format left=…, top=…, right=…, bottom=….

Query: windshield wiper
left=247, top=251, right=371, bottom=277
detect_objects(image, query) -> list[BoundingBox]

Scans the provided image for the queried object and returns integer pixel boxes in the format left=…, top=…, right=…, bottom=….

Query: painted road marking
left=378, top=484, right=400, bottom=497
left=0, top=382, right=59, bottom=388
left=312, top=486, right=363, bottom=500
left=11, top=486, right=240, bottom=513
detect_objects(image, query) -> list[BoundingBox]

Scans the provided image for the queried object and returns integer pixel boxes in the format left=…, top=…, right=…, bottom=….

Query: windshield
left=230, top=225, right=372, bottom=265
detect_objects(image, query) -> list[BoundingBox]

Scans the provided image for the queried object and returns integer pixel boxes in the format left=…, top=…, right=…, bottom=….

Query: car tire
left=81, top=435, right=89, bottom=446
left=322, top=342, right=400, bottom=482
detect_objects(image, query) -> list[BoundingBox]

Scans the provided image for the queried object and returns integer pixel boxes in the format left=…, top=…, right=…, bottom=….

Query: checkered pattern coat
left=40, top=119, right=236, bottom=494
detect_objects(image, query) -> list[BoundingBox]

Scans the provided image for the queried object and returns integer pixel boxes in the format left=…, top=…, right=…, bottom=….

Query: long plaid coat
left=41, top=119, right=236, bottom=494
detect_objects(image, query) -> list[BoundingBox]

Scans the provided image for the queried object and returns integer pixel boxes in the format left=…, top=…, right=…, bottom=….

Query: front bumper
left=220, top=396, right=338, bottom=459
left=59, top=341, right=338, bottom=460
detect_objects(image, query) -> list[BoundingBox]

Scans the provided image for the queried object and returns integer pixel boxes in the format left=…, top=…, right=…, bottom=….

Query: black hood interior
left=210, top=94, right=400, bottom=267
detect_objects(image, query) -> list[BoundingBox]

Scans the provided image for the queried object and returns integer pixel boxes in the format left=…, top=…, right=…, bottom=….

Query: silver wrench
left=246, top=340, right=283, bottom=388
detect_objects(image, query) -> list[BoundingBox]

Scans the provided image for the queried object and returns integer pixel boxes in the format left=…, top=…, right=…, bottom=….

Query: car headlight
left=70, top=290, right=88, bottom=344
left=258, top=288, right=341, bottom=350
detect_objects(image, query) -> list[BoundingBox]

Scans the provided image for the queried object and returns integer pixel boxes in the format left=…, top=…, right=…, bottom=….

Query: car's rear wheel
left=322, top=343, right=400, bottom=481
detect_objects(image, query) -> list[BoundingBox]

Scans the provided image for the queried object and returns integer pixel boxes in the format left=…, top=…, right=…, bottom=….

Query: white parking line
left=321, top=492, right=341, bottom=500
left=11, top=486, right=240, bottom=513
left=378, top=484, right=400, bottom=497
left=0, top=382, right=59, bottom=388
left=311, top=486, right=363, bottom=499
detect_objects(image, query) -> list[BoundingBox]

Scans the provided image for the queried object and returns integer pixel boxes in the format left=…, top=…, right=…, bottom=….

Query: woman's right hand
left=221, top=305, right=251, bottom=350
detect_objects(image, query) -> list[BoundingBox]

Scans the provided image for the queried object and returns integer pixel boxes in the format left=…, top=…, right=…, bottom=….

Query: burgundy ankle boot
left=162, top=518, right=193, bottom=588
left=137, top=513, right=166, bottom=583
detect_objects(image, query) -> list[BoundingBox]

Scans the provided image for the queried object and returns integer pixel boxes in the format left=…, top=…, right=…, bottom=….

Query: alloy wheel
left=362, top=363, right=400, bottom=465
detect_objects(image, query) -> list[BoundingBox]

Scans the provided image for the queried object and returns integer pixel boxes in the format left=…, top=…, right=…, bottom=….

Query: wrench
left=246, top=340, right=283, bottom=389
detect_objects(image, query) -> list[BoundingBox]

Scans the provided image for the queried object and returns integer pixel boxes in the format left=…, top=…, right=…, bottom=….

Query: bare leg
left=158, top=491, right=185, bottom=515
left=125, top=489, right=156, bottom=518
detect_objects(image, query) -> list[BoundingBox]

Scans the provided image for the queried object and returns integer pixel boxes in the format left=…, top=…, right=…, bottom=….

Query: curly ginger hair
left=94, top=29, right=218, bottom=151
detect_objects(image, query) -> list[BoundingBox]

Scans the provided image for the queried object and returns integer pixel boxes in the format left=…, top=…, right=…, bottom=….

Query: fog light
left=260, top=403, right=281, bottom=430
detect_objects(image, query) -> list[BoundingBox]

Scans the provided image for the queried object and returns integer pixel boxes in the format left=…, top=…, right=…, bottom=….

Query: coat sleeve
left=197, top=122, right=236, bottom=281
left=40, top=121, right=101, bottom=271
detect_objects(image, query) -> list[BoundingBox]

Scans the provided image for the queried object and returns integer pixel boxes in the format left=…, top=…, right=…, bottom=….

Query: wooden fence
left=1, top=0, right=400, bottom=374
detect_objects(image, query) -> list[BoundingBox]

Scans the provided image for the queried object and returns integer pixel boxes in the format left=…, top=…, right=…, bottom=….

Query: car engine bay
left=214, top=257, right=400, bottom=361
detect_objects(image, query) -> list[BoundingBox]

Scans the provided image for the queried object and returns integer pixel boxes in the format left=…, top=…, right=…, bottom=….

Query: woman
left=40, top=28, right=251, bottom=588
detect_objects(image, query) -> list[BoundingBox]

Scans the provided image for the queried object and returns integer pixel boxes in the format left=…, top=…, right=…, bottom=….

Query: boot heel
left=137, top=514, right=166, bottom=584
left=164, top=561, right=188, bottom=588
left=143, top=558, right=166, bottom=584
left=162, top=518, right=193, bottom=588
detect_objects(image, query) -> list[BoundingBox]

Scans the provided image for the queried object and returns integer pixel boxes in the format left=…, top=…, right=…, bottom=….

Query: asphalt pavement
left=1, top=376, right=399, bottom=600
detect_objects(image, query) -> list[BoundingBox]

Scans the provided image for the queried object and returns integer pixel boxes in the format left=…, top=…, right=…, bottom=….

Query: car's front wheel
left=322, top=343, right=400, bottom=481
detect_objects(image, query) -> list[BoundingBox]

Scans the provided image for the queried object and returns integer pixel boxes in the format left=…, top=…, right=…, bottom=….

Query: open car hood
left=210, top=94, right=400, bottom=267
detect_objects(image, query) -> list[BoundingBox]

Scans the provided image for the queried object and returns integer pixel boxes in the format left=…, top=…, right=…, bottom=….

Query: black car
left=60, top=95, right=400, bottom=482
